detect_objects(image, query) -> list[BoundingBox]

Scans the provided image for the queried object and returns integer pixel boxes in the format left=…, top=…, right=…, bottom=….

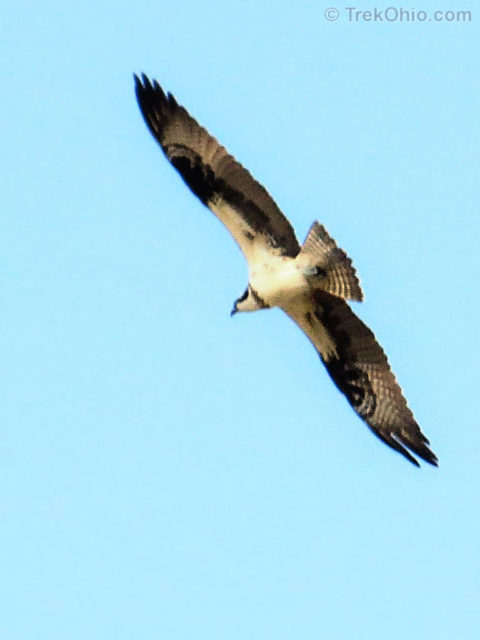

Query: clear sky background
left=2, top=2, right=479, bottom=638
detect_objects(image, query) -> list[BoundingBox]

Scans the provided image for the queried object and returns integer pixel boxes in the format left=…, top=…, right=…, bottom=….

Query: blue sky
left=2, top=2, right=479, bottom=638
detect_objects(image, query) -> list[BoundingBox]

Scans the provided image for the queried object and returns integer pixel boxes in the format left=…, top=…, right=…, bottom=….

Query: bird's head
left=231, top=286, right=269, bottom=316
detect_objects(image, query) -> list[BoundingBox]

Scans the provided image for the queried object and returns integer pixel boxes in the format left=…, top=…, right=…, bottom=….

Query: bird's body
left=134, top=73, right=438, bottom=468
left=246, top=254, right=310, bottom=309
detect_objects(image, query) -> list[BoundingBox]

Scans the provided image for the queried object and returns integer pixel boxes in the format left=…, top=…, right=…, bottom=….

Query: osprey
left=134, top=74, right=438, bottom=468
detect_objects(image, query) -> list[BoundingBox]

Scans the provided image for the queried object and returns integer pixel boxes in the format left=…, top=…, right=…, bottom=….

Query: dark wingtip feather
left=407, top=455, right=421, bottom=468
left=421, top=448, right=439, bottom=467
left=388, top=434, right=421, bottom=467
left=392, top=432, right=438, bottom=468
left=134, top=73, right=178, bottom=147
left=135, top=73, right=157, bottom=97
left=167, top=91, right=179, bottom=108
left=133, top=72, right=149, bottom=92
left=374, top=429, right=438, bottom=468
left=134, top=73, right=178, bottom=117
left=400, top=427, right=439, bottom=467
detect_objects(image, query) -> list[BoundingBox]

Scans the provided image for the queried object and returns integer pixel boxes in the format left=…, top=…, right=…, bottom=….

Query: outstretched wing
left=283, top=291, right=438, bottom=467
left=134, top=74, right=299, bottom=261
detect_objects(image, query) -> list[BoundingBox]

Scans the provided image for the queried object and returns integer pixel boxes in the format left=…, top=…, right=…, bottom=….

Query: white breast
left=249, top=253, right=309, bottom=308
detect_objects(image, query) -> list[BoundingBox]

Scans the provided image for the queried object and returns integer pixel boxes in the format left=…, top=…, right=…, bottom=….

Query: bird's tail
left=299, top=222, right=363, bottom=302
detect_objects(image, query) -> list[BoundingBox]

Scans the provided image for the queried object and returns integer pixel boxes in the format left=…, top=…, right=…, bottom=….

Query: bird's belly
left=250, top=259, right=307, bottom=307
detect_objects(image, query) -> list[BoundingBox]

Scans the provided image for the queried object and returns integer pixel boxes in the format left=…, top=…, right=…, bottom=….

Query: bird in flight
left=134, top=73, right=437, bottom=468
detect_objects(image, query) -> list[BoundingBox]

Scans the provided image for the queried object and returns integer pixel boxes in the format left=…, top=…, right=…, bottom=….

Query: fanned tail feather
left=300, top=222, right=363, bottom=302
